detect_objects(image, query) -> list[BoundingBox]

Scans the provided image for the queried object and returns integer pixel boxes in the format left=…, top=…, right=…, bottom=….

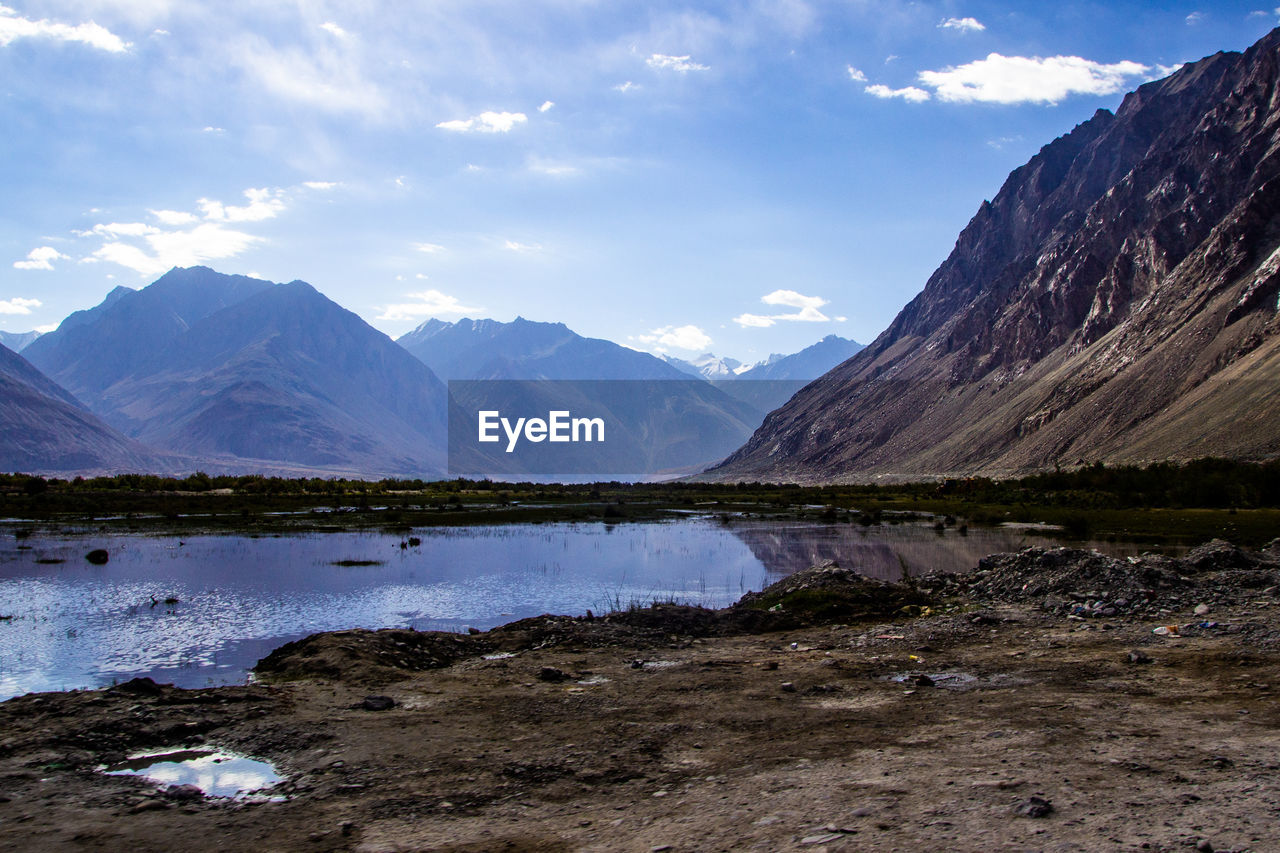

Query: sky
left=1, top=1, right=1277, bottom=366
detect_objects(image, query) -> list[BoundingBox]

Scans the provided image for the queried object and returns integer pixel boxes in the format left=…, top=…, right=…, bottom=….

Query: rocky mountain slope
left=0, top=343, right=159, bottom=473
left=709, top=28, right=1280, bottom=483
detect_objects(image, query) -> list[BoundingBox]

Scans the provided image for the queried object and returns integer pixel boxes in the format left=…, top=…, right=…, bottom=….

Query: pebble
left=1194, top=603, right=1211, bottom=616
left=780, top=682, right=796, bottom=693
left=360, top=695, right=396, bottom=711
left=1013, top=796, right=1053, bottom=818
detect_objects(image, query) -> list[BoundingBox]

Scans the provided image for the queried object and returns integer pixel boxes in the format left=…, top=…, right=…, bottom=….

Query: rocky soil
left=3, top=542, right=1280, bottom=851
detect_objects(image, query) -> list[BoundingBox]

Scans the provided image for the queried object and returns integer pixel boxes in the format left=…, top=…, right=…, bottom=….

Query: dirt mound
left=255, top=564, right=936, bottom=682
left=732, top=562, right=933, bottom=627
left=922, top=540, right=1280, bottom=619
left=254, top=628, right=491, bottom=684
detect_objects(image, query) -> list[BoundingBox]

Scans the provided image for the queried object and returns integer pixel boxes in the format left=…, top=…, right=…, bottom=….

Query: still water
left=0, top=516, right=1158, bottom=698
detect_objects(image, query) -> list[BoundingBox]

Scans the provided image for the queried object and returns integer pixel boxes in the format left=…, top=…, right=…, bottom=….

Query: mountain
left=718, top=335, right=866, bottom=413
left=24, top=269, right=273, bottom=407
left=398, top=317, right=763, bottom=478
left=0, top=331, right=42, bottom=352
left=0, top=343, right=158, bottom=473
left=661, top=353, right=743, bottom=381
left=709, top=29, right=1280, bottom=483
left=26, top=267, right=448, bottom=477
left=397, top=317, right=695, bottom=381
left=734, top=335, right=864, bottom=382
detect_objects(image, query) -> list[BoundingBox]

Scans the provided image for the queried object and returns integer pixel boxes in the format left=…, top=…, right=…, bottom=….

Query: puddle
left=885, top=671, right=1029, bottom=691
left=101, top=748, right=285, bottom=799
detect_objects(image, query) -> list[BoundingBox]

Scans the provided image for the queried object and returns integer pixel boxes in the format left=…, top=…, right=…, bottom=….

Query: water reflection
left=0, top=517, right=1171, bottom=699
left=102, top=749, right=283, bottom=798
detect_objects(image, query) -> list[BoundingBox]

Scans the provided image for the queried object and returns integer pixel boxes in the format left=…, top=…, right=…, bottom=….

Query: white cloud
left=939, top=16, right=986, bottom=32
left=377, top=289, right=483, bottom=321
left=94, top=223, right=262, bottom=276
left=614, top=81, right=638, bottom=93
left=198, top=187, right=285, bottom=223
left=1185, top=11, right=1205, bottom=25
left=734, top=290, right=835, bottom=327
left=78, top=222, right=161, bottom=238
left=202, top=126, right=225, bottom=134
left=865, top=83, right=931, bottom=102
left=527, top=157, right=580, bottom=177
left=647, top=53, right=709, bottom=73
left=503, top=240, right=543, bottom=253
left=302, top=181, right=337, bottom=190
left=846, top=65, right=866, bottom=82
left=917, top=54, right=1152, bottom=104
left=412, top=242, right=446, bottom=254
left=231, top=36, right=386, bottom=118
left=0, top=296, right=42, bottom=314
left=538, top=100, right=555, bottom=112
left=13, top=247, right=68, bottom=271
left=150, top=209, right=198, bottom=226
left=319, top=21, right=349, bottom=38
left=33, top=322, right=58, bottom=333
left=636, top=324, right=712, bottom=352
left=0, top=6, right=129, bottom=52
left=436, top=111, right=528, bottom=133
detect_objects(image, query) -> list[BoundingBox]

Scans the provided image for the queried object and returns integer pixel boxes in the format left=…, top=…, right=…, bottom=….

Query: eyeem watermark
left=478, top=410, right=605, bottom=453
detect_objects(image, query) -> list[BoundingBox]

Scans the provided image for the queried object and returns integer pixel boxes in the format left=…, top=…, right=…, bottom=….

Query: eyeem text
left=477, top=410, right=606, bottom=453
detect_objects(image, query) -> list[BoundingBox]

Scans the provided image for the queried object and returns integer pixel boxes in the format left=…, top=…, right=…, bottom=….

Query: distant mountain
left=0, top=331, right=42, bottom=352
left=661, top=353, right=743, bottom=381
left=735, top=335, right=864, bottom=382
left=398, top=317, right=694, bottom=381
left=27, top=267, right=447, bottom=477
left=399, top=317, right=763, bottom=478
left=710, top=29, right=1280, bottom=483
left=0, top=343, right=158, bottom=474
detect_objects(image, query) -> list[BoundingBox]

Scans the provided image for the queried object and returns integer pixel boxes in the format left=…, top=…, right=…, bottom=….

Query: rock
left=85, top=549, right=109, bottom=565
left=467, top=626, right=482, bottom=635
left=1127, top=650, right=1152, bottom=665
left=1013, top=796, right=1053, bottom=818
left=164, top=784, right=204, bottom=802
left=109, top=677, right=166, bottom=696
left=913, top=674, right=935, bottom=687
left=359, top=695, right=396, bottom=711
left=780, top=682, right=796, bottom=693
left=538, top=667, right=570, bottom=683
left=801, top=834, right=846, bottom=845
left=1195, top=840, right=1214, bottom=853
left=1194, top=603, right=1211, bottom=616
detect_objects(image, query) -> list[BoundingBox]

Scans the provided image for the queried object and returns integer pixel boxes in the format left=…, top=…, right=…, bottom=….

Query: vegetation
left=0, top=457, right=1277, bottom=545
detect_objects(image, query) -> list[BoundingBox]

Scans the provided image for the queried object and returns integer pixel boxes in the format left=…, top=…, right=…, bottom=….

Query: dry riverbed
left=3, top=542, right=1280, bottom=852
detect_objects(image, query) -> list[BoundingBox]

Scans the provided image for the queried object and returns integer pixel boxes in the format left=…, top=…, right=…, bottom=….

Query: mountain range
left=709, top=28, right=1280, bottom=483
left=8, top=29, right=1280, bottom=481
left=397, top=317, right=764, bottom=478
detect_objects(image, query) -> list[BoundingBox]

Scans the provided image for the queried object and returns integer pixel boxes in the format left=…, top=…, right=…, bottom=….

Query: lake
left=0, top=516, right=1168, bottom=699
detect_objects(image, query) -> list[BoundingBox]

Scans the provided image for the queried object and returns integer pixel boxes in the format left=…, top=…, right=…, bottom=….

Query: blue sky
left=1, top=1, right=1276, bottom=365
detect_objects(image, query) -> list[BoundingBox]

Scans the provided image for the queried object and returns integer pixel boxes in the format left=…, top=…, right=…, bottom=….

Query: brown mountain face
left=708, top=29, right=1280, bottom=484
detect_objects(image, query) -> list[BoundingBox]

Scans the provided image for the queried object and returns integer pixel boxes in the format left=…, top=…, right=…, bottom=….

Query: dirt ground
left=3, top=552, right=1280, bottom=852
